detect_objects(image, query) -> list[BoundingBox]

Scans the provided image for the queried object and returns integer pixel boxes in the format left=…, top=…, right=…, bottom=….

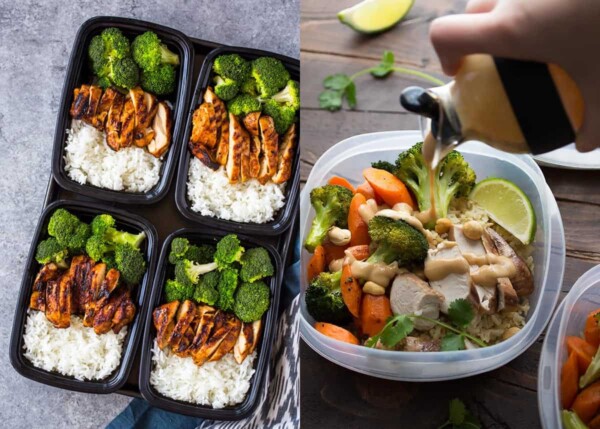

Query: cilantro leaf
left=379, top=315, right=413, bottom=347
left=448, top=299, right=474, bottom=329
left=323, top=73, right=352, bottom=91
left=441, top=333, right=466, bottom=351
left=460, top=413, right=482, bottom=429
left=345, top=81, right=357, bottom=108
left=319, top=89, right=343, bottom=111
left=449, top=398, right=466, bottom=425
left=371, top=51, right=395, bottom=78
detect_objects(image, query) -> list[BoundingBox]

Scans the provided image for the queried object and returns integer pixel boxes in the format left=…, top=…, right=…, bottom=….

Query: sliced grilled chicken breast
left=226, top=113, right=246, bottom=183
left=390, top=273, right=443, bottom=330
left=30, top=263, right=60, bottom=312
left=243, top=112, right=261, bottom=137
left=111, top=290, right=136, bottom=334
left=189, top=306, right=217, bottom=355
left=70, top=255, right=93, bottom=315
left=153, top=301, right=180, bottom=350
left=148, top=102, right=172, bottom=158
left=106, top=92, right=126, bottom=151
left=83, top=85, right=103, bottom=124
left=249, top=320, right=262, bottom=354
left=83, top=263, right=107, bottom=327
left=169, top=300, right=197, bottom=350
left=190, top=102, right=217, bottom=148
left=258, top=116, right=279, bottom=184
left=191, top=311, right=232, bottom=366
left=209, top=314, right=242, bottom=362
left=93, top=287, right=127, bottom=335
left=44, top=279, right=62, bottom=328
left=234, top=322, right=255, bottom=364
left=272, top=123, right=296, bottom=184
left=70, top=84, right=91, bottom=119
left=94, top=268, right=121, bottom=310
left=93, top=87, right=118, bottom=130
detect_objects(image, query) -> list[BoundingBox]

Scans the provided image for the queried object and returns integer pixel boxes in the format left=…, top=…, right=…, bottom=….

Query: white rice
left=64, top=120, right=162, bottom=192
left=150, top=339, right=256, bottom=408
left=23, top=310, right=127, bottom=381
left=187, top=158, right=286, bottom=224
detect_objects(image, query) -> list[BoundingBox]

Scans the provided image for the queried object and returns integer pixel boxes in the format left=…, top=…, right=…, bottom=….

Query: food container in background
left=299, top=130, right=565, bottom=381
left=538, top=266, right=600, bottom=428
left=9, top=200, right=158, bottom=393
left=51, top=16, right=194, bottom=205
left=175, top=46, right=300, bottom=236
left=139, top=229, right=283, bottom=420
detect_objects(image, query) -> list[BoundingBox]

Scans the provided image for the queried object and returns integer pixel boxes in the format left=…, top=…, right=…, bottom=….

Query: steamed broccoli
left=271, top=80, right=299, bottom=111
left=47, top=208, right=91, bottom=254
left=213, top=75, right=240, bottom=101
left=101, top=27, right=131, bottom=60
left=132, top=31, right=179, bottom=71
left=371, top=160, right=395, bottom=174
left=217, top=267, right=239, bottom=311
left=240, top=247, right=274, bottom=282
left=114, top=243, right=146, bottom=284
left=140, top=64, right=176, bottom=95
left=111, top=57, right=139, bottom=89
left=168, top=237, right=190, bottom=264
left=214, top=234, right=245, bottom=268
left=304, top=185, right=353, bottom=252
left=227, top=94, right=261, bottom=116
left=304, top=271, right=351, bottom=325
left=366, top=216, right=428, bottom=266
left=165, top=278, right=192, bottom=302
left=240, top=76, right=258, bottom=96
left=87, top=27, right=133, bottom=87
left=213, top=54, right=251, bottom=82
left=395, top=142, right=476, bottom=224
left=185, top=244, right=215, bottom=264
left=103, top=253, right=118, bottom=271
left=234, top=281, right=270, bottom=322
left=87, top=213, right=146, bottom=261
left=262, top=99, right=296, bottom=135
left=193, top=271, right=220, bottom=305
left=251, top=57, right=289, bottom=98
left=174, top=259, right=218, bottom=286
left=35, top=237, right=69, bottom=268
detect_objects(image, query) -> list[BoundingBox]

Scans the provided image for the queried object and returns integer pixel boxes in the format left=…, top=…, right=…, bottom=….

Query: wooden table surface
left=299, top=1, right=600, bottom=427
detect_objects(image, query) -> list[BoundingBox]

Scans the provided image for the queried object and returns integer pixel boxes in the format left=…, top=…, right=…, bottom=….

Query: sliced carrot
left=314, top=322, right=359, bottom=345
left=356, top=181, right=380, bottom=203
left=360, top=294, right=392, bottom=337
left=328, top=176, right=355, bottom=193
left=307, top=245, right=326, bottom=281
left=348, top=193, right=371, bottom=246
left=573, top=380, right=600, bottom=423
left=323, top=242, right=349, bottom=265
left=341, top=264, right=361, bottom=318
left=567, top=336, right=597, bottom=372
left=589, top=413, right=600, bottom=429
left=585, top=310, right=600, bottom=348
left=346, top=244, right=370, bottom=261
left=562, top=352, right=580, bottom=409
left=363, top=168, right=416, bottom=209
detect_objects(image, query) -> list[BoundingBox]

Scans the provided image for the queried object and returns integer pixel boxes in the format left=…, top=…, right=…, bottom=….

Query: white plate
left=534, top=144, right=600, bottom=170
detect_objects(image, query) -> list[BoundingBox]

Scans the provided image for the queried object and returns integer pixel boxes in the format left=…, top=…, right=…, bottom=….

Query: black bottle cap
left=400, top=86, right=440, bottom=121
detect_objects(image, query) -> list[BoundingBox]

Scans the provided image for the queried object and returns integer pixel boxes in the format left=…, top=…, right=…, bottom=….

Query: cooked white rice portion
left=187, top=158, right=286, bottom=224
left=23, top=311, right=127, bottom=381
left=150, top=340, right=256, bottom=408
left=64, top=120, right=162, bottom=192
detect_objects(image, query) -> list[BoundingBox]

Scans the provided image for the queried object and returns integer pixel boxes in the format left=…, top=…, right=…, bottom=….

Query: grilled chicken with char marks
left=204, top=87, right=227, bottom=130
left=272, top=123, right=296, bottom=184
left=106, top=92, right=126, bottom=151
left=258, top=116, right=279, bottom=184
left=46, top=265, right=74, bottom=328
left=148, top=102, right=172, bottom=158
left=83, top=85, right=103, bottom=124
left=92, top=87, right=119, bottom=130
left=44, top=279, right=62, bottom=328
left=226, top=113, right=247, bottom=183
left=233, top=322, right=254, bottom=364
left=70, top=255, right=93, bottom=314
left=95, top=268, right=121, bottom=310
left=209, top=314, right=241, bottom=362
left=243, top=112, right=262, bottom=178
left=111, top=290, right=136, bottom=334
left=191, top=311, right=232, bottom=366
left=153, top=301, right=180, bottom=349
left=190, top=102, right=217, bottom=149
left=70, top=84, right=91, bottom=119
left=188, top=306, right=217, bottom=355
left=93, top=286, right=129, bottom=335
left=249, top=320, right=262, bottom=354
left=83, top=262, right=107, bottom=327
left=30, top=263, right=61, bottom=312
left=169, top=299, right=197, bottom=351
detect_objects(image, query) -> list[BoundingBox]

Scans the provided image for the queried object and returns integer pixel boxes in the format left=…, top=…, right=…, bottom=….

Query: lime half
left=338, top=0, right=415, bottom=34
left=470, top=178, right=537, bottom=245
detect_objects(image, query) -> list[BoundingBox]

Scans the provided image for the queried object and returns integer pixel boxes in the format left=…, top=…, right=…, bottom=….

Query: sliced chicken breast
left=257, top=116, right=279, bottom=184
left=111, top=290, right=136, bottom=334
left=215, top=118, right=229, bottom=166
left=249, top=319, right=262, bottom=354
left=94, top=268, right=121, bottom=310
left=148, top=102, right=172, bottom=158
left=239, top=125, right=252, bottom=182
left=93, top=87, right=119, bottom=130
left=234, top=322, right=255, bottom=364
left=192, top=311, right=232, bottom=366
left=69, top=84, right=91, bottom=119
left=497, top=277, right=520, bottom=312
left=153, top=301, right=180, bottom=350
left=44, top=279, right=62, bottom=328
left=226, top=113, right=246, bottom=183
left=93, top=287, right=127, bottom=335
left=389, top=273, right=443, bottom=330
left=83, top=85, right=103, bottom=124
left=209, top=314, right=242, bottom=362
left=70, top=255, right=93, bottom=315
left=189, top=306, right=217, bottom=357
left=169, top=300, right=197, bottom=350
left=272, top=123, right=297, bottom=184
left=190, top=102, right=217, bottom=148
left=83, top=263, right=107, bottom=327
left=243, top=112, right=261, bottom=137
left=105, top=92, right=126, bottom=151
left=30, top=263, right=60, bottom=312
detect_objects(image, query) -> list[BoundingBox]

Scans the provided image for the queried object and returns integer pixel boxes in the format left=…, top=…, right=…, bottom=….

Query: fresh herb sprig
left=319, top=51, right=445, bottom=111
left=364, top=299, right=486, bottom=351
left=438, top=399, right=481, bottom=429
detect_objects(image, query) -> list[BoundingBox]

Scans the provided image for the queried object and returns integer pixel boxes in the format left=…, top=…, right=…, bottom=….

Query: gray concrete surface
left=0, top=1, right=298, bottom=427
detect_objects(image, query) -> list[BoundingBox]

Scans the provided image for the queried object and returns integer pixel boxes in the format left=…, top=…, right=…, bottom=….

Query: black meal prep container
left=175, top=46, right=301, bottom=236
left=139, top=229, right=283, bottom=420
left=51, top=16, right=195, bottom=205
left=9, top=200, right=159, bottom=394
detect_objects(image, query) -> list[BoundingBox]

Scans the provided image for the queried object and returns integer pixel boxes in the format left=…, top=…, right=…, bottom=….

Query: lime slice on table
left=338, top=0, right=415, bottom=34
left=470, top=178, right=537, bottom=245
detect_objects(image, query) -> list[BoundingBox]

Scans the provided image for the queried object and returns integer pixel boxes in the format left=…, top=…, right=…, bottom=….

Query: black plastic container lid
left=175, top=46, right=300, bottom=236
left=51, top=16, right=195, bottom=205
left=139, top=229, right=283, bottom=420
left=9, top=200, right=158, bottom=394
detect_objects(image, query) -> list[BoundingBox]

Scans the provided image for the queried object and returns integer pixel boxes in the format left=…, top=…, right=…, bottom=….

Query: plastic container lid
left=538, top=265, right=600, bottom=428
left=299, top=130, right=565, bottom=381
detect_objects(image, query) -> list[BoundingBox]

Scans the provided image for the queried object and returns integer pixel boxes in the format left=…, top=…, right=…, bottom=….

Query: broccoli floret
left=304, top=185, right=353, bottom=252
left=185, top=244, right=215, bottom=264
left=111, top=57, right=139, bottom=89
left=88, top=213, right=145, bottom=252
left=234, top=281, right=270, bottom=322
left=88, top=35, right=109, bottom=75
left=371, top=160, right=396, bottom=174
left=305, top=271, right=351, bottom=325
left=90, top=213, right=115, bottom=235
left=214, top=234, right=245, bottom=268
left=132, top=31, right=179, bottom=71
left=168, top=237, right=190, bottom=264
left=85, top=234, right=112, bottom=262
left=240, top=247, right=274, bottom=282
left=395, top=142, right=476, bottom=224
left=35, top=238, right=69, bottom=268
left=217, top=267, right=239, bottom=311
left=174, top=259, right=218, bottom=286
left=262, top=99, right=296, bottom=134
left=251, top=57, right=290, bottom=98
left=193, top=271, right=220, bottom=305
left=114, top=244, right=146, bottom=284
left=165, top=279, right=191, bottom=302
left=213, top=75, right=240, bottom=101
left=47, top=208, right=91, bottom=254
left=271, top=80, right=299, bottom=111
left=366, top=216, right=428, bottom=265
left=227, top=94, right=261, bottom=116
left=101, top=27, right=130, bottom=61
left=97, top=76, right=112, bottom=89
left=240, top=76, right=258, bottom=96
left=213, top=54, right=251, bottom=82
left=102, top=253, right=118, bottom=271
left=140, top=64, right=176, bottom=95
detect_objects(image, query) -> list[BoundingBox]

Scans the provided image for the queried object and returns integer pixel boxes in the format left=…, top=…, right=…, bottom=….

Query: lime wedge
left=470, top=178, right=537, bottom=245
left=338, top=0, right=415, bottom=34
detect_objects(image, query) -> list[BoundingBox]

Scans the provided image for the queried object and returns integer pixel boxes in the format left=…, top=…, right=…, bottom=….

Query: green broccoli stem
left=366, top=245, right=398, bottom=265
left=413, top=315, right=488, bottom=348
left=304, top=210, right=331, bottom=253
left=349, top=67, right=445, bottom=86
left=161, top=45, right=180, bottom=65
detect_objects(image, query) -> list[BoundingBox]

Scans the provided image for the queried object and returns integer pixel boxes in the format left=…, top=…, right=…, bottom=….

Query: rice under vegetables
left=23, top=311, right=127, bottom=381
left=64, top=120, right=162, bottom=192
left=150, top=340, right=256, bottom=408
left=187, top=158, right=286, bottom=224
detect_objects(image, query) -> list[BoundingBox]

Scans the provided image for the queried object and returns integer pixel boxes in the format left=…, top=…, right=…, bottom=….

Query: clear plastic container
left=300, top=130, right=565, bottom=381
left=538, top=265, right=600, bottom=428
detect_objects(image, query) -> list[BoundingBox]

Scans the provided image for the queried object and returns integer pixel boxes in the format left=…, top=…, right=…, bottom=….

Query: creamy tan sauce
left=351, top=260, right=403, bottom=286
left=424, top=256, right=470, bottom=281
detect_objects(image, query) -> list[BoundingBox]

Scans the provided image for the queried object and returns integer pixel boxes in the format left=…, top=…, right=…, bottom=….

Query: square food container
left=9, top=200, right=158, bottom=393
left=300, top=130, right=565, bottom=381
left=538, top=265, right=600, bottom=428
left=175, top=46, right=301, bottom=235
left=139, top=228, right=283, bottom=420
left=51, top=16, right=194, bottom=204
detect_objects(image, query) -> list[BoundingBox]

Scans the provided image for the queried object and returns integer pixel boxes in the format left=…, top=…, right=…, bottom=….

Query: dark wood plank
left=558, top=200, right=600, bottom=259
left=544, top=167, right=600, bottom=206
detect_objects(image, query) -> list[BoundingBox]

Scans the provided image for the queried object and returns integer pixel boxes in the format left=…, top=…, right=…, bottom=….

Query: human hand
left=429, top=0, right=600, bottom=151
